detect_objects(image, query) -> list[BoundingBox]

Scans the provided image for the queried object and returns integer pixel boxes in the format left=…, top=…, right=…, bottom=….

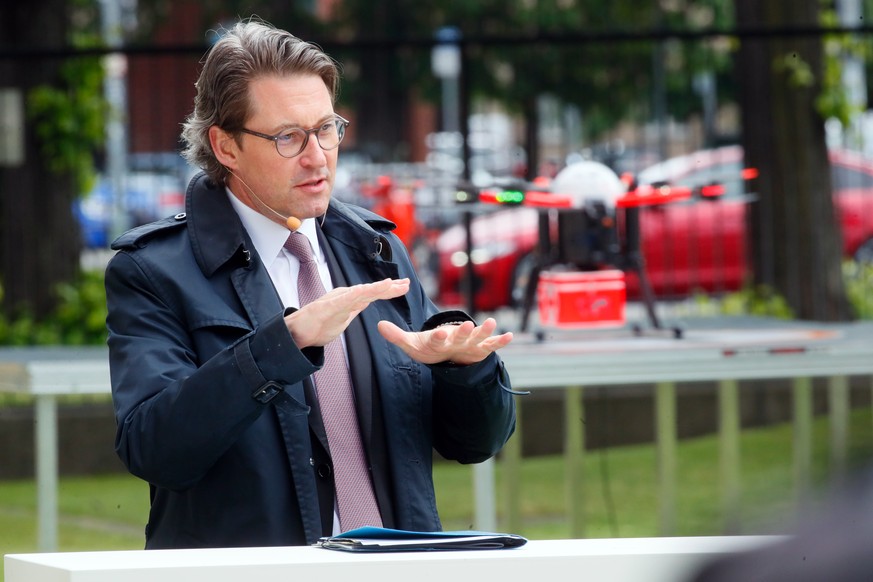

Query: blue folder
left=315, top=526, right=528, bottom=552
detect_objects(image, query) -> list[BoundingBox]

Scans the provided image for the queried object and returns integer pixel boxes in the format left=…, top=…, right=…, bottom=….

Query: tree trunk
left=734, top=0, right=854, bottom=321
left=0, top=1, right=82, bottom=320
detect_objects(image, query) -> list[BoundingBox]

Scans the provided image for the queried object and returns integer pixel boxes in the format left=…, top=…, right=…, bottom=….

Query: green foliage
left=690, top=259, right=873, bottom=321
left=816, top=6, right=871, bottom=126
left=330, top=0, right=738, bottom=144
left=773, top=52, right=815, bottom=88
left=689, top=284, right=794, bottom=319
left=0, top=270, right=107, bottom=346
left=818, top=54, right=855, bottom=127
left=26, top=52, right=107, bottom=195
left=844, top=260, right=873, bottom=319
left=715, top=284, right=795, bottom=319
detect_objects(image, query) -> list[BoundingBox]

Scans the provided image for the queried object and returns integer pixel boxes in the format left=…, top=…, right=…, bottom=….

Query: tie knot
left=284, top=232, right=315, bottom=263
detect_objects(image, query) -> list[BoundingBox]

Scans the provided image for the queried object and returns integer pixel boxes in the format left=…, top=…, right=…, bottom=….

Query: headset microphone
left=227, top=169, right=303, bottom=231
left=285, top=215, right=303, bottom=231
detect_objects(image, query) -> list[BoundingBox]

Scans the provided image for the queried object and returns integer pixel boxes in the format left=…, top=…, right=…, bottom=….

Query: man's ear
left=209, top=126, right=240, bottom=170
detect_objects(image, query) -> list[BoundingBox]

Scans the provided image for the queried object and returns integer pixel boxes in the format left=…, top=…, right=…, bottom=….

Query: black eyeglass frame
left=237, top=114, right=350, bottom=159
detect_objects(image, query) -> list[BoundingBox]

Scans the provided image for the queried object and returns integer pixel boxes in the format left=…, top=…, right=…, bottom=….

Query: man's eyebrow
left=273, top=114, right=336, bottom=133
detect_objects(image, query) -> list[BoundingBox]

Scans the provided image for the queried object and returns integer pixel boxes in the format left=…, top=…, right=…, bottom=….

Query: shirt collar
left=226, top=188, right=321, bottom=265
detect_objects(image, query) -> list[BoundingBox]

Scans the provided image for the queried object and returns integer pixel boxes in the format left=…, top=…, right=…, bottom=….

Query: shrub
left=0, top=270, right=107, bottom=346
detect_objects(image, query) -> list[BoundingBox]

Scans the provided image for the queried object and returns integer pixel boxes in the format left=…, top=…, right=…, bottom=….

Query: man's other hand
left=377, top=318, right=513, bottom=365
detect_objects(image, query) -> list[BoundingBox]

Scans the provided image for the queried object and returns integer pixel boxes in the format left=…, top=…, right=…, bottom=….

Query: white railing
left=2, top=318, right=872, bottom=551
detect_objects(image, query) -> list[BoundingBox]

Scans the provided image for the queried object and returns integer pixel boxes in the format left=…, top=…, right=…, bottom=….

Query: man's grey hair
left=181, top=19, right=340, bottom=184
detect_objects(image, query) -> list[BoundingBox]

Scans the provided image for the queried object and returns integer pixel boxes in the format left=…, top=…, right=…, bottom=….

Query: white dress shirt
left=226, top=189, right=333, bottom=307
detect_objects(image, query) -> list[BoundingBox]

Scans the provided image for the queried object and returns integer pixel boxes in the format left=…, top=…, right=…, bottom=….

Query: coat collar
left=186, top=172, right=250, bottom=277
left=185, top=171, right=398, bottom=279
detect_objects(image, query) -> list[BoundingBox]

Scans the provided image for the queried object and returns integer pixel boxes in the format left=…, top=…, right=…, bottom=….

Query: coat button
left=316, top=463, right=332, bottom=479
left=174, top=212, right=186, bottom=220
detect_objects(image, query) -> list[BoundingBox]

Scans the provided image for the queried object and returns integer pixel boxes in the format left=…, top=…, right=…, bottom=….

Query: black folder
left=314, top=526, right=528, bottom=552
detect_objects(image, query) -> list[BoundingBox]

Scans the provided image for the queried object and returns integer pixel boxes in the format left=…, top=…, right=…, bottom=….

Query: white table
left=4, top=536, right=783, bottom=582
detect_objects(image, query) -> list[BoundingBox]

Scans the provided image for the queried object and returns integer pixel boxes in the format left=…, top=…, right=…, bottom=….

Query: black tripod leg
left=521, top=210, right=551, bottom=334
left=622, top=205, right=669, bottom=335
left=635, top=264, right=663, bottom=331
left=519, top=263, right=542, bottom=333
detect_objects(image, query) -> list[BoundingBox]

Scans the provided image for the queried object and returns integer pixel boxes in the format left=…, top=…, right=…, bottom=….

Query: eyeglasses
left=238, top=114, right=349, bottom=159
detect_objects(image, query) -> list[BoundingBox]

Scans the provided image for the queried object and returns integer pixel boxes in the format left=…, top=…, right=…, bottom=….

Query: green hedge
left=0, top=270, right=108, bottom=346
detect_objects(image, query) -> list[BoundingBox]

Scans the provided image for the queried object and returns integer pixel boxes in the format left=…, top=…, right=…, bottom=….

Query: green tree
left=330, top=0, right=735, bottom=174
left=0, top=0, right=100, bottom=322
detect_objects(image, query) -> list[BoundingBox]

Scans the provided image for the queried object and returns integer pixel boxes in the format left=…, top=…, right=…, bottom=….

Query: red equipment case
left=537, top=269, right=626, bottom=329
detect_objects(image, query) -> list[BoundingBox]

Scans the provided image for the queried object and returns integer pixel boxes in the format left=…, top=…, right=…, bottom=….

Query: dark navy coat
left=105, top=172, right=516, bottom=549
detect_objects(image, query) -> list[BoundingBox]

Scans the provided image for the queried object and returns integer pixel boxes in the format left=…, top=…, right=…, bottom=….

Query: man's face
left=225, top=74, right=338, bottom=224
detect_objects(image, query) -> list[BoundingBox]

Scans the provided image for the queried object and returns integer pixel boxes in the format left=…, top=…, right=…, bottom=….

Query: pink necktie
left=284, top=232, right=383, bottom=531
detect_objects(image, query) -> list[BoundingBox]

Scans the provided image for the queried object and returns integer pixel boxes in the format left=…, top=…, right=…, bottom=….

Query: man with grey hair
left=105, top=18, right=518, bottom=549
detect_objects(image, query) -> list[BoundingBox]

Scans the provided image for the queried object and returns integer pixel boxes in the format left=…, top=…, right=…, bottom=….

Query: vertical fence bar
left=718, top=379, right=741, bottom=533
left=828, top=375, right=849, bottom=478
left=655, top=381, right=677, bottom=536
left=501, top=395, right=522, bottom=532
left=793, top=377, right=813, bottom=503
left=473, top=459, right=496, bottom=532
left=35, top=394, right=59, bottom=552
left=565, top=386, right=585, bottom=537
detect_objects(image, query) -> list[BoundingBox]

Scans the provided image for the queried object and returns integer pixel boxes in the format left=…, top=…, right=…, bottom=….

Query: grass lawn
left=437, top=406, right=873, bottom=539
left=2, top=408, right=872, bottom=581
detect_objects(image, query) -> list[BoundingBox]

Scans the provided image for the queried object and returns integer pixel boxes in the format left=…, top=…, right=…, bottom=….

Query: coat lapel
left=184, top=174, right=280, bottom=328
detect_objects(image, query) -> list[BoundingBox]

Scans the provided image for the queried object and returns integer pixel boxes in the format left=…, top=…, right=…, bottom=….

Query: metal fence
left=5, top=25, right=873, bottom=323
left=5, top=24, right=873, bottom=549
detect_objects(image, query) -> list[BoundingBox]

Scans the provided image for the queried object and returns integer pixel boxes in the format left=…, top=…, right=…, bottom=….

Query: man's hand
left=285, top=278, right=410, bottom=348
left=377, top=318, right=513, bottom=366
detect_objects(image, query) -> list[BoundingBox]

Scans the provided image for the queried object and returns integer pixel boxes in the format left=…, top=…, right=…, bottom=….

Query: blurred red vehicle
left=435, top=145, right=873, bottom=312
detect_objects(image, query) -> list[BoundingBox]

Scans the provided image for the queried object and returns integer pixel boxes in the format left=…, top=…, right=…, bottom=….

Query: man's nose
left=298, top=134, right=328, bottom=166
